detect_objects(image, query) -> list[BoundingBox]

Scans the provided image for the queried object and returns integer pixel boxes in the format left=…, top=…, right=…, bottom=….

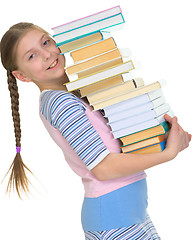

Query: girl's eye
left=29, top=54, right=35, bottom=60
left=43, top=40, right=50, bottom=46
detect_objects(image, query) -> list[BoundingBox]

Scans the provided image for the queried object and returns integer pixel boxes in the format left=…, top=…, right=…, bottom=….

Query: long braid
left=5, top=72, right=32, bottom=199
left=7, top=72, right=21, bottom=147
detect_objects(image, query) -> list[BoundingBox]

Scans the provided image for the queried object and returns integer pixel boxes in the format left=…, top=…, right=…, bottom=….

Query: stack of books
left=52, top=5, right=174, bottom=154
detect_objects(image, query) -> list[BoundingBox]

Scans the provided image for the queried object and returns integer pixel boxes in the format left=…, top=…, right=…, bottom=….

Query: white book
left=109, top=103, right=170, bottom=132
left=107, top=96, right=165, bottom=123
left=104, top=89, right=163, bottom=116
left=112, top=109, right=174, bottom=139
left=65, top=60, right=134, bottom=91
left=52, top=6, right=122, bottom=35
left=53, top=13, right=124, bottom=44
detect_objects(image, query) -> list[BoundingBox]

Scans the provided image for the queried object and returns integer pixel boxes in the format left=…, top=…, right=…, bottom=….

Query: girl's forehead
left=17, top=29, right=48, bottom=57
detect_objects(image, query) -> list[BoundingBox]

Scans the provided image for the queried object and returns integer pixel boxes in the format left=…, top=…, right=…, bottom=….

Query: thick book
left=87, top=78, right=144, bottom=104
left=53, top=13, right=125, bottom=45
left=121, top=135, right=165, bottom=153
left=67, top=48, right=127, bottom=75
left=64, top=60, right=135, bottom=91
left=52, top=6, right=122, bottom=35
left=80, top=73, right=132, bottom=97
left=93, top=80, right=165, bottom=110
left=112, top=109, right=174, bottom=139
left=70, top=37, right=117, bottom=62
left=125, top=141, right=166, bottom=154
left=58, top=31, right=108, bottom=54
left=108, top=103, right=170, bottom=132
left=120, top=121, right=170, bottom=146
left=104, top=89, right=163, bottom=116
left=106, top=96, right=165, bottom=123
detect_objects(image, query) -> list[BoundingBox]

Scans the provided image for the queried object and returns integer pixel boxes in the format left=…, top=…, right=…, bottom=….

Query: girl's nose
left=42, top=49, right=51, bottom=61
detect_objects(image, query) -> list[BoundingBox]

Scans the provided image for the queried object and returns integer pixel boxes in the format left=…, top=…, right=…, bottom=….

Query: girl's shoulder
left=40, top=90, right=86, bottom=117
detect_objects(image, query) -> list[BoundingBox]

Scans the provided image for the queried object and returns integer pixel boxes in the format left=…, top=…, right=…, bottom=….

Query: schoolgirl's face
left=12, top=28, right=66, bottom=90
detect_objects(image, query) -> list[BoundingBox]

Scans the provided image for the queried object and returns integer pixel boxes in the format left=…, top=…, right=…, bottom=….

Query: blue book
left=53, top=13, right=125, bottom=45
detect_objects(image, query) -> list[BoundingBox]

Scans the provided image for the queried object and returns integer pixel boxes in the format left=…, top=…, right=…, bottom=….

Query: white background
left=0, top=0, right=195, bottom=239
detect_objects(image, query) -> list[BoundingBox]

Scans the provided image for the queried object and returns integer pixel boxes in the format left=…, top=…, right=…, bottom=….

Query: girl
left=0, top=23, right=191, bottom=239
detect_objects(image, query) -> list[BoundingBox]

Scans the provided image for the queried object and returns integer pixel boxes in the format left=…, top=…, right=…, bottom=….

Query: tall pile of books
left=52, top=5, right=173, bottom=154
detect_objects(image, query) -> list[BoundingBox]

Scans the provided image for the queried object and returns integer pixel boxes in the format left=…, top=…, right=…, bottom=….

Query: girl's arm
left=92, top=114, right=192, bottom=181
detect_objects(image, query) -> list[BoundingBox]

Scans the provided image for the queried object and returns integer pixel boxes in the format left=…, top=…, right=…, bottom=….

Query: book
left=126, top=141, right=166, bottom=154
left=108, top=103, right=170, bottom=132
left=104, top=89, right=163, bottom=116
left=80, top=73, right=132, bottom=97
left=66, top=48, right=125, bottom=75
left=120, top=121, right=170, bottom=146
left=58, top=31, right=108, bottom=54
left=112, top=109, right=174, bottom=139
left=64, top=60, right=135, bottom=91
left=53, top=13, right=125, bottom=45
left=121, top=135, right=165, bottom=153
left=87, top=78, right=144, bottom=104
left=93, top=80, right=166, bottom=110
left=106, top=96, right=165, bottom=123
left=70, top=37, right=117, bottom=62
left=52, top=6, right=122, bottom=36
left=77, top=57, right=124, bottom=78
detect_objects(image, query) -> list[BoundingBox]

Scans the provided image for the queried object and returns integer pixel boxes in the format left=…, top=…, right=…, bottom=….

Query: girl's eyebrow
left=23, top=33, right=48, bottom=58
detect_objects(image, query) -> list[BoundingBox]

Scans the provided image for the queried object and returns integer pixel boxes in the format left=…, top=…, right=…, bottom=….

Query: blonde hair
left=0, top=22, right=48, bottom=198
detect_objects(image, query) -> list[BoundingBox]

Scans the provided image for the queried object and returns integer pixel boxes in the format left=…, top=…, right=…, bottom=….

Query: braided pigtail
left=5, top=72, right=32, bottom=199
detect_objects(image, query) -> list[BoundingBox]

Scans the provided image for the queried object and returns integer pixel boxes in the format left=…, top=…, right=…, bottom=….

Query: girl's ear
left=12, top=70, right=32, bottom=82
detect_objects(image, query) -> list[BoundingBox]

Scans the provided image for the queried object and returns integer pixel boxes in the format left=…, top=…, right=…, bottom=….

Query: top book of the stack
left=52, top=6, right=124, bottom=45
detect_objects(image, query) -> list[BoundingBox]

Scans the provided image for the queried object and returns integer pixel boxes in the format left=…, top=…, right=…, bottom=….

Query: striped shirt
left=40, top=90, right=109, bottom=169
left=39, top=90, right=148, bottom=231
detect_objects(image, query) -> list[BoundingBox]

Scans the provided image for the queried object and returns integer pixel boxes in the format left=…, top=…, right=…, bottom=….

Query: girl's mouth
left=47, top=59, right=58, bottom=69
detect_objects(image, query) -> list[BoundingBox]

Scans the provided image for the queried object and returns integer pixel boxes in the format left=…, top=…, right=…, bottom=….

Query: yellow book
left=121, top=135, right=165, bottom=153
left=59, top=32, right=104, bottom=54
left=87, top=78, right=144, bottom=104
left=65, top=60, right=135, bottom=92
left=67, top=48, right=122, bottom=75
left=126, top=141, right=166, bottom=154
left=77, top=58, right=123, bottom=78
left=92, top=80, right=165, bottom=110
left=80, top=74, right=130, bottom=97
left=70, top=37, right=117, bottom=62
left=120, top=122, right=169, bottom=146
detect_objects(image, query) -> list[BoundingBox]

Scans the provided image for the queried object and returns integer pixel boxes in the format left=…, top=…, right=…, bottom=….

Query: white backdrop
left=0, top=0, right=195, bottom=239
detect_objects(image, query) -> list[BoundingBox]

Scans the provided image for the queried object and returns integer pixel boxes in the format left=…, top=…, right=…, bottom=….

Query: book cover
left=121, top=135, right=165, bottom=152
left=108, top=103, right=170, bottom=132
left=120, top=122, right=170, bottom=146
left=70, top=37, right=117, bottom=62
left=58, top=31, right=104, bottom=54
left=66, top=48, right=123, bottom=75
left=125, top=141, right=166, bottom=154
left=52, top=6, right=122, bottom=35
left=87, top=78, right=144, bottom=104
left=80, top=73, right=132, bottom=97
left=64, top=60, right=135, bottom=91
left=112, top=109, right=174, bottom=139
left=93, top=80, right=165, bottom=110
left=53, top=13, right=125, bottom=44
left=103, top=89, right=163, bottom=116
left=106, top=96, right=165, bottom=123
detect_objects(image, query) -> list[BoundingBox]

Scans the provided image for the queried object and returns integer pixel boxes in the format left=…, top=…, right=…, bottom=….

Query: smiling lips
left=48, top=59, right=58, bottom=69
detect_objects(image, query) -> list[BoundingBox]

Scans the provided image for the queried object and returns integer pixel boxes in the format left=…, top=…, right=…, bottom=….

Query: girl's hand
left=164, top=114, right=192, bottom=160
